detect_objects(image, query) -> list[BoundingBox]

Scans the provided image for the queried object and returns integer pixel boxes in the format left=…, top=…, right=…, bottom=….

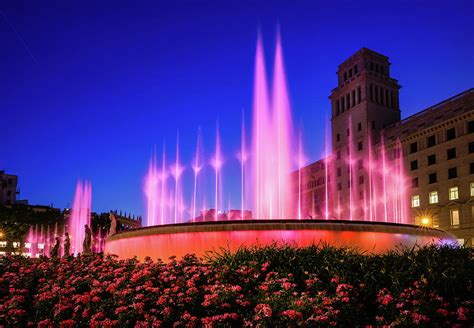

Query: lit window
left=470, top=182, right=474, bottom=197
left=450, top=209, right=460, bottom=226
left=0, top=241, right=7, bottom=248
left=429, top=191, right=438, bottom=204
left=449, top=187, right=459, bottom=200
left=411, top=195, right=420, bottom=208
left=13, top=242, right=20, bottom=248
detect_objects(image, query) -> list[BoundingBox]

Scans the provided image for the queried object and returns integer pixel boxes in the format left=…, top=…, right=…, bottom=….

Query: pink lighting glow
left=105, top=220, right=457, bottom=261
left=142, top=31, right=410, bottom=226
left=68, top=180, right=92, bottom=255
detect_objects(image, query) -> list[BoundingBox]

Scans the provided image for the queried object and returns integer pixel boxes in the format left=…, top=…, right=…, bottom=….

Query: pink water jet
left=145, top=153, right=160, bottom=226
left=68, top=180, right=92, bottom=255
left=142, top=31, right=410, bottom=226
left=192, top=128, right=203, bottom=221
left=211, top=123, right=223, bottom=221
left=251, top=32, right=295, bottom=219
left=171, top=132, right=184, bottom=224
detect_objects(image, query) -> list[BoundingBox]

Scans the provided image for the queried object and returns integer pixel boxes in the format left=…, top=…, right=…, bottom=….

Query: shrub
left=0, top=244, right=472, bottom=326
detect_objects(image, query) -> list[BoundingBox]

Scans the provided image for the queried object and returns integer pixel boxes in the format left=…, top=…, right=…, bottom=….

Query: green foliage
left=0, top=244, right=472, bottom=327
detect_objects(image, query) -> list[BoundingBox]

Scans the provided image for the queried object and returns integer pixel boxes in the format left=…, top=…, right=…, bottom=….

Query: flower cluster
left=0, top=244, right=472, bottom=327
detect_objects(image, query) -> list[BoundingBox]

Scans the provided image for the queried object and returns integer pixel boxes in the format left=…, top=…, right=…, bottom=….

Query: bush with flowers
left=0, top=244, right=472, bottom=327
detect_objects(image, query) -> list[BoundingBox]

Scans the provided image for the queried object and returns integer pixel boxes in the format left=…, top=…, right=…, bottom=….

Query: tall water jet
left=324, top=118, right=330, bottom=220
left=272, top=31, right=294, bottom=219
left=171, top=132, right=183, bottom=224
left=297, top=133, right=306, bottom=220
left=251, top=33, right=294, bottom=219
left=211, top=123, right=223, bottom=221
left=160, top=142, right=167, bottom=225
left=68, top=180, right=92, bottom=255
left=239, top=109, right=247, bottom=220
left=145, top=152, right=159, bottom=226
left=349, top=118, right=355, bottom=221
left=251, top=34, right=271, bottom=220
left=192, top=128, right=203, bottom=221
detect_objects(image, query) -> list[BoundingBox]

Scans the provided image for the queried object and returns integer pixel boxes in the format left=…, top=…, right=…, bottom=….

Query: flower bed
left=0, top=244, right=472, bottom=327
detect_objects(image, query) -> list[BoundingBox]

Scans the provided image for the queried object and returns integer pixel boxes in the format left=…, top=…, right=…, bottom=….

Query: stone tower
left=329, top=48, right=401, bottom=219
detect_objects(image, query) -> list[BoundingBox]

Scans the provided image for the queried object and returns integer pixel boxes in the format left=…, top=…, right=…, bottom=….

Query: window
left=337, top=183, right=342, bottom=191
left=471, top=182, right=474, bottom=197
left=410, top=142, right=418, bottom=154
left=468, top=121, right=474, bottom=133
left=410, top=160, right=418, bottom=171
left=358, top=142, right=363, bottom=151
left=448, top=167, right=458, bottom=179
left=427, top=135, right=436, bottom=147
left=336, top=134, right=340, bottom=142
left=429, top=191, right=438, bottom=204
left=354, top=65, right=358, bottom=74
left=469, top=142, right=474, bottom=154
left=447, top=147, right=456, bottom=160
left=344, top=72, right=347, bottom=81
left=449, top=186, right=459, bottom=200
left=471, top=162, right=474, bottom=174
left=358, top=159, right=363, bottom=170
left=446, top=128, right=456, bottom=141
left=450, top=209, right=460, bottom=226
left=337, top=151, right=341, bottom=160
left=359, top=176, right=364, bottom=185
left=0, top=241, right=6, bottom=248
left=428, top=154, right=436, bottom=166
left=347, top=129, right=350, bottom=136
left=349, top=68, right=353, bottom=78
left=429, top=173, right=437, bottom=184
left=358, top=122, right=362, bottom=131
left=411, top=195, right=420, bottom=208
left=357, top=87, right=361, bottom=104
left=411, top=178, right=419, bottom=188
left=337, top=167, right=341, bottom=177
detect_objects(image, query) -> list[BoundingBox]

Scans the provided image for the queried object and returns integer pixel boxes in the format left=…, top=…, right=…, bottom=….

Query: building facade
left=297, top=48, right=474, bottom=246
left=0, top=171, right=18, bottom=205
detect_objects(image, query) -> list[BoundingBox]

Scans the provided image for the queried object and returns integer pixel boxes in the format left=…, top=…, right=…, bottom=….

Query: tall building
left=296, top=48, right=474, bottom=246
left=0, top=171, right=18, bottom=205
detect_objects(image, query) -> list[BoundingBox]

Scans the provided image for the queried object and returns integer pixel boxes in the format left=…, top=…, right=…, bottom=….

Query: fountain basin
left=105, top=219, right=457, bottom=260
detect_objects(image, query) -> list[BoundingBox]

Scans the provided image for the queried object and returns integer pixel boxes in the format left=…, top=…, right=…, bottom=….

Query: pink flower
left=281, top=310, right=303, bottom=321
left=436, top=308, right=448, bottom=316
left=282, top=282, right=292, bottom=290
left=255, top=303, right=272, bottom=317
left=411, top=313, right=429, bottom=324
left=457, top=307, right=469, bottom=321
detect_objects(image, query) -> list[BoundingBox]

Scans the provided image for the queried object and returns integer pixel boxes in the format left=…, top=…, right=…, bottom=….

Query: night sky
left=2, top=1, right=473, bottom=216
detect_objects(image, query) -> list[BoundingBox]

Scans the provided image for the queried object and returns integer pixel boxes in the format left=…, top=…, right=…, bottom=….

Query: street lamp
left=420, top=216, right=431, bottom=226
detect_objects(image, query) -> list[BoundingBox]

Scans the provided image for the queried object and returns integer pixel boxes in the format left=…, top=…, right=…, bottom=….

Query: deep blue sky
left=2, top=1, right=473, bottom=217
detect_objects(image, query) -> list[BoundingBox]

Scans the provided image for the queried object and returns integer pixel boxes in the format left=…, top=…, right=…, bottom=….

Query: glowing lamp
left=420, top=217, right=431, bottom=226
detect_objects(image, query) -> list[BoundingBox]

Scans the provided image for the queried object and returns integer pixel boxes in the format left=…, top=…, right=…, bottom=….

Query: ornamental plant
left=0, top=244, right=472, bottom=327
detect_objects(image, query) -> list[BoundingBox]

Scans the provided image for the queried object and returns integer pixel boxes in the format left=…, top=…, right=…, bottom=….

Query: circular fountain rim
left=107, top=219, right=454, bottom=241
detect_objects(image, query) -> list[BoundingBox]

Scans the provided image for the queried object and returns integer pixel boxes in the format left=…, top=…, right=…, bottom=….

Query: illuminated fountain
left=105, top=33, right=456, bottom=260
left=67, top=180, right=92, bottom=255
